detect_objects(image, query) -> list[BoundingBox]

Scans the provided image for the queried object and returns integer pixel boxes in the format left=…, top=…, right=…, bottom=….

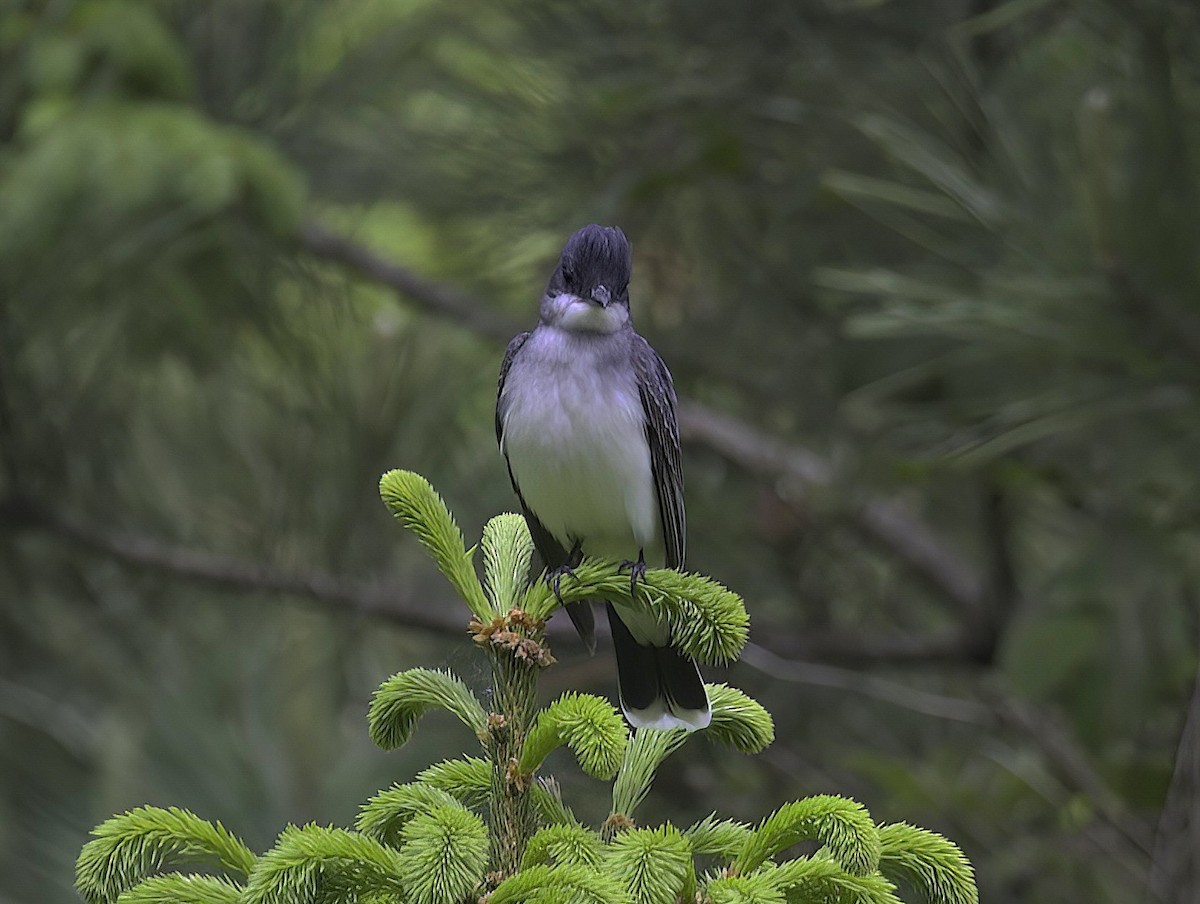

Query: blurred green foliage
left=1, top=0, right=1198, bottom=901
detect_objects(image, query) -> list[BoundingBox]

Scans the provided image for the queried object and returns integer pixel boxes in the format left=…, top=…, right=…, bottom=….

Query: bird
left=496, top=224, right=711, bottom=731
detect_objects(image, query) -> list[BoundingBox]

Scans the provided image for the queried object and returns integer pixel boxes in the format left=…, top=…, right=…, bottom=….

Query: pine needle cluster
left=76, top=470, right=978, bottom=904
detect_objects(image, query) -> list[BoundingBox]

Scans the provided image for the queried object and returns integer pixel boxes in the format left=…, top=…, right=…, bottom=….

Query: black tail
left=563, top=601, right=596, bottom=654
left=606, top=603, right=711, bottom=731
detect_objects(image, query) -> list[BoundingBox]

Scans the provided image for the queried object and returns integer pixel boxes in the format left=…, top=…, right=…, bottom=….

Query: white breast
left=501, top=330, right=663, bottom=567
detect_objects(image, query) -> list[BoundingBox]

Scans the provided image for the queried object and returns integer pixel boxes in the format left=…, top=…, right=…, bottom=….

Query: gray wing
left=632, top=334, right=686, bottom=569
left=496, top=331, right=531, bottom=446
left=496, top=331, right=557, bottom=553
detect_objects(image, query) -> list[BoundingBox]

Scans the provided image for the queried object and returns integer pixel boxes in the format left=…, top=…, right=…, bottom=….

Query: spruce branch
left=75, top=470, right=978, bottom=904
left=522, top=560, right=749, bottom=664
left=76, top=806, right=256, bottom=904
left=396, top=805, right=490, bottom=904
left=605, top=825, right=695, bottom=904
left=610, top=729, right=690, bottom=823
left=356, top=783, right=465, bottom=847
left=368, top=667, right=487, bottom=750
left=414, top=756, right=580, bottom=826
left=523, top=824, right=606, bottom=870
left=711, top=855, right=900, bottom=904
left=877, top=824, right=978, bottom=904
left=533, top=776, right=581, bottom=827
left=379, top=469, right=491, bottom=618
left=704, top=684, right=775, bottom=753
left=658, top=571, right=751, bottom=665
left=683, top=814, right=752, bottom=857
left=114, top=874, right=242, bottom=904
left=489, top=864, right=631, bottom=904
left=735, top=797, right=881, bottom=877
left=470, top=609, right=555, bottom=667
left=520, top=692, right=630, bottom=780
left=484, top=627, right=544, bottom=875
left=483, top=513, right=535, bottom=611
left=704, top=868, right=789, bottom=904
left=770, top=855, right=903, bottom=904
left=417, top=757, right=493, bottom=808
left=242, top=824, right=405, bottom=904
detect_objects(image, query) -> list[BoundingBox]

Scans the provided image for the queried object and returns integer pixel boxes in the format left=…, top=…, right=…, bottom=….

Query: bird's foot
left=547, top=563, right=577, bottom=604
left=618, top=550, right=648, bottom=599
left=547, top=540, right=585, bottom=605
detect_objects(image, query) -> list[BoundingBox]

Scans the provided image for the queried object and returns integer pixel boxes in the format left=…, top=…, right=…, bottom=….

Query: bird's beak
left=589, top=285, right=611, bottom=308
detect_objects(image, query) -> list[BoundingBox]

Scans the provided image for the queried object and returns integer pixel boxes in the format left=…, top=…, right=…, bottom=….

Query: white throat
left=549, top=294, right=629, bottom=334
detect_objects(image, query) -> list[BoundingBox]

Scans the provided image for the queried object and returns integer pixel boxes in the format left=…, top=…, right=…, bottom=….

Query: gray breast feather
left=498, top=327, right=663, bottom=565
left=496, top=325, right=685, bottom=573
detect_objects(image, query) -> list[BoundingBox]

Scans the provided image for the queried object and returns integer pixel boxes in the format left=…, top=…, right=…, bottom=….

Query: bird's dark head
left=542, top=225, right=633, bottom=333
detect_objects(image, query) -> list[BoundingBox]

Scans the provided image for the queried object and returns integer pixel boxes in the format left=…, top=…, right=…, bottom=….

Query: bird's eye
left=562, top=267, right=576, bottom=287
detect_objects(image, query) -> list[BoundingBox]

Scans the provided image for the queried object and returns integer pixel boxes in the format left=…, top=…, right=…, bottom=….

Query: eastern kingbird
left=496, top=224, right=711, bottom=731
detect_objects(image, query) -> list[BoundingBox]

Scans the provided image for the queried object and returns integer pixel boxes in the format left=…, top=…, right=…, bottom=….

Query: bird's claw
left=618, top=550, right=648, bottom=599
left=547, top=539, right=585, bottom=605
left=547, top=563, right=578, bottom=604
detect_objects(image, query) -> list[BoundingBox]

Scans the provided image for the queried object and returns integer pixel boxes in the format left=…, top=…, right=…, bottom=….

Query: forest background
left=1, top=1, right=1198, bottom=901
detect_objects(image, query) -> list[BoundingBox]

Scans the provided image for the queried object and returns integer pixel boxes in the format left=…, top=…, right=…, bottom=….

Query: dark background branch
left=0, top=494, right=465, bottom=639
